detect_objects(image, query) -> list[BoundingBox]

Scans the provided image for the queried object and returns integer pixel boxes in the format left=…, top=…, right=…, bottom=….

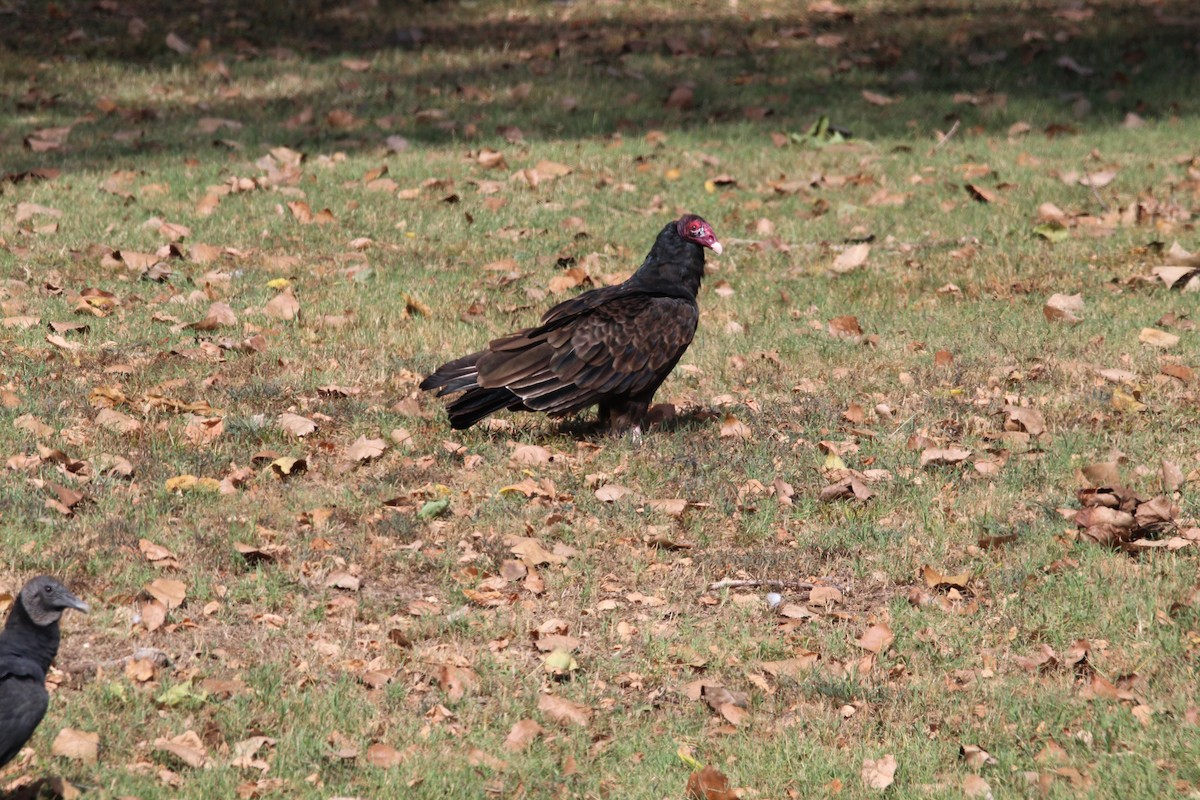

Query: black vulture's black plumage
left=0, top=576, right=88, bottom=769
left=421, top=214, right=722, bottom=434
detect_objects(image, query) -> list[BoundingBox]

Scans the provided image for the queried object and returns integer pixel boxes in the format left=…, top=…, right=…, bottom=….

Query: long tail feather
left=420, top=350, right=486, bottom=394
left=445, top=387, right=522, bottom=429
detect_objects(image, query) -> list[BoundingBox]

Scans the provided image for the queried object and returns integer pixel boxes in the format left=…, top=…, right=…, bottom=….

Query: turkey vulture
left=0, top=576, right=89, bottom=769
left=421, top=214, right=722, bottom=434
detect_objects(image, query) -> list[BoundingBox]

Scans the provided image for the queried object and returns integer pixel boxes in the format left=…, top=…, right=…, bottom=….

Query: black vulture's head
left=19, top=576, right=89, bottom=627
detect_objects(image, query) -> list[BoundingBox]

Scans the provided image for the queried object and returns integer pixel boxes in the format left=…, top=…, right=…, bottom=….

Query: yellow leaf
left=269, top=456, right=307, bottom=477
left=677, top=745, right=704, bottom=770
left=1111, top=389, right=1146, bottom=413
left=823, top=452, right=848, bottom=471
left=267, top=278, right=291, bottom=289
left=165, top=474, right=198, bottom=492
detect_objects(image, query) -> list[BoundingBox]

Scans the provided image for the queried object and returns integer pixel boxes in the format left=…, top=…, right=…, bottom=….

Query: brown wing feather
left=473, top=294, right=697, bottom=416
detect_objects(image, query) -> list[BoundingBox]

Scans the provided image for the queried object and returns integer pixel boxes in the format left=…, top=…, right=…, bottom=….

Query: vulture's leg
left=601, top=398, right=650, bottom=437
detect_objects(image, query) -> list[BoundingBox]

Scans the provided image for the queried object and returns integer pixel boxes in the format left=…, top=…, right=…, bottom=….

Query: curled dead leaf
left=537, top=694, right=591, bottom=727
left=153, top=730, right=209, bottom=769
left=920, top=447, right=972, bottom=467
left=1043, top=293, right=1083, bottom=324
left=861, top=754, right=897, bottom=791
left=832, top=243, right=870, bottom=273
left=1138, top=327, right=1179, bottom=348
left=503, top=719, right=544, bottom=752
left=686, top=765, right=737, bottom=800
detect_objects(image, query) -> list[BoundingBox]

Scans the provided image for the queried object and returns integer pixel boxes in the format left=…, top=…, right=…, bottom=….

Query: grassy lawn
left=1, top=0, right=1198, bottom=797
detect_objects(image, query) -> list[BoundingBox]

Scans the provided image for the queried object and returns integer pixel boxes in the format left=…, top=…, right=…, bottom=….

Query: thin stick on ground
left=707, top=577, right=849, bottom=592
left=932, top=119, right=961, bottom=152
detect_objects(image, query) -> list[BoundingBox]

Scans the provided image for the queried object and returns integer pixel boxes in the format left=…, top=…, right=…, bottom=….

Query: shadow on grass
left=1, top=0, right=1197, bottom=174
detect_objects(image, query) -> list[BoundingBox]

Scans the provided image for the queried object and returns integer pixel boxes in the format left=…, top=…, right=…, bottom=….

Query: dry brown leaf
left=15, top=202, right=62, bottom=224
left=50, top=728, right=100, bottom=763
left=1004, top=406, right=1045, bottom=436
left=231, top=736, right=276, bottom=772
left=965, top=183, right=998, bottom=203
left=139, top=539, right=178, bottom=565
left=761, top=652, right=819, bottom=679
left=1161, top=460, right=1185, bottom=492
left=861, top=754, right=898, bottom=791
left=2, top=316, right=41, bottom=330
left=828, top=315, right=863, bottom=338
left=278, top=412, right=316, bottom=437
left=719, top=703, right=749, bottom=726
left=646, top=498, right=688, bottom=516
left=1080, top=169, right=1117, bottom=188
left=819, top=476, right=873, bottom=502
left=14, top=414, right=55, bottom=438
left=719, top=414, right=752, bottom=440
left=46, top=333, right=80, bottom=351
left=595, top=484, right=632, bottom=502
left=856, top=623, right=895, bottom=654
left=347, top=436, right=386, bottom=463
left=533, top=160, right=572, bottom=179
left=963, top=774, right=994, bottom=799
left=960, top=743, right=998, bottom=769
left=510, top=444, right=553, bottom=465
left=920, top=447, right=972, bottom=467
left=154, top=730, right=209, bottom=768
left=190, top=301, right=237, bottom=330
left=832, top=243, right=870, bottom=273
left=146, top=578, right=187, bottom=609
left=1153, top=266, right=1200, bottom=291
left=510, top=537, right=567, bottom=566
left=686, top=765, right=737, bottom=800
left=365, top=742, right=404, bottom=768
left=140, top=599, right=167, bottom=631
left=183, top=415, right=224, bottom=446
left=503, top=719, right=544, bottom=752
left=325, top=571, right=361, bottom=592
left=1044, top=293, right=1084, bottom=324
left=665, top=84, right=695, bottom=110
left=537, top=694, right=591, bottom=727
left=922, top=565, right=971, bottom=590
left=862, top=90, right=897, bottom=106
left=265, top=290, right=301, bottom=321
left=1138, top=328, right=1179, bottom=348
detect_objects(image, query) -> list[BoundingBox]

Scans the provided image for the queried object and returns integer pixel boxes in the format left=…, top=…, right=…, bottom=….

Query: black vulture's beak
left=59, top=588, right=90, bottom=614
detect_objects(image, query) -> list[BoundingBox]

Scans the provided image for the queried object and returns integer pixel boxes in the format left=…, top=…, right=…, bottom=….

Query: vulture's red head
left=676, top=214, right=723, bottom=255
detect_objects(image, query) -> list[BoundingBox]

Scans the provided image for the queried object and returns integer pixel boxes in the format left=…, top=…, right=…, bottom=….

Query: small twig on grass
left=708, top=578, right=814, bottom=591
left=932, top=119, right=961, bottom=153
left=708, top=577, right=849, bottom=593
left=886, top=413, right=918, bottom=439
left=1087, top=181, right=1110, bottom=213
left=66, top=647, right=172, bottom=678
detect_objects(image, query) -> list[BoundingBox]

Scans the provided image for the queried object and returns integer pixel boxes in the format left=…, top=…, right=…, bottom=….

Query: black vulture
left=0, top=576, right=89, bottom=769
